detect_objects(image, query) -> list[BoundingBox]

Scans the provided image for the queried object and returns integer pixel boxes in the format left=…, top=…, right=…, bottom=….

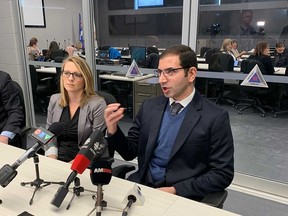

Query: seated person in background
left=104, top=44, right=234, bottom=201
left=27, top=37, right=42, bottom=61
left=248, top=41, right=275, bottom=75
left=45, top=56, right=107, bottom=162
left=46, top=41, right=60, bottom=61
left=65, top=41, right=83, bottom=57
left=231, top=39, right=247, bottom=59
left=0, top=71, right=24, bottom=146
left=220, top=38, right=237, bottom=60
left=273, top=42, right=288, bottom=67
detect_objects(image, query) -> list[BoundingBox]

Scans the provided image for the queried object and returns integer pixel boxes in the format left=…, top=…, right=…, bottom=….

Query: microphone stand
left=20, top=153, right=65, bottom=205
left=66, top=177, right=84, bottom=210
left=87, top=184, right=107, bottom=216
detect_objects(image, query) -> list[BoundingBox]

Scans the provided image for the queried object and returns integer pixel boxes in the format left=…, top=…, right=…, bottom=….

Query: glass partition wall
left=20, top=0, right=83, bottom=127
left=18, top=0, right=288, bottom=201
left=196, top=0, right=288, bottom=186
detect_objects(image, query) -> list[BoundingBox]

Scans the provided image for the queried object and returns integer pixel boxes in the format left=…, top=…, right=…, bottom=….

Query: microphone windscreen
left=78, top=130, right=105, bottom=162
left=48, top=122, right=67, bottom=137
left=90, top=160, right=112, bottom=185
left=71, top=154, right=91, bottom=174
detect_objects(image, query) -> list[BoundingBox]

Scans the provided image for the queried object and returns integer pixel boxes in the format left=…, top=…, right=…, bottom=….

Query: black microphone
left=0, top=123, right=65, bottom=188
left=90, top=160, right=112, bottom=216
left=122, top=184, right=145, bottom=216
left=50, top=130, right=106, bottom=208
left=122, top=195, right=136, bottom=216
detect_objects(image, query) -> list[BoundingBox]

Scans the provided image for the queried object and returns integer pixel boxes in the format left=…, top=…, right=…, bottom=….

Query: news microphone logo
left=31, top=126, right=54, bottom=145
left=92, top=167, right=112, bottom=174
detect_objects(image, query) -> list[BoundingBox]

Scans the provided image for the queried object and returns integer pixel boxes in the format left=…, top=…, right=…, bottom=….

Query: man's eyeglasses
left=62, top=71, right=83, bottom=80
left=154, top=67, right=189, bottom=77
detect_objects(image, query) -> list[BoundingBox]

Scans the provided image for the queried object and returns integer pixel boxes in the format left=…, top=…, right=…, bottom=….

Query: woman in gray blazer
left=45, top=56, right=107, bottom=162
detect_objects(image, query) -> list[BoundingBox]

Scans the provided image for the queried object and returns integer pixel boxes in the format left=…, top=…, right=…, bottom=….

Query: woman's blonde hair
left=220, top=39, right=232, bottom=52
left=75, top=41, right=82, bottom=50
left=59, top=56, right=96, bottom=107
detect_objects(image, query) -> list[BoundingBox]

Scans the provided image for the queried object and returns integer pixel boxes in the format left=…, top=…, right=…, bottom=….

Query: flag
left=79, top=13, right=84, bottom=48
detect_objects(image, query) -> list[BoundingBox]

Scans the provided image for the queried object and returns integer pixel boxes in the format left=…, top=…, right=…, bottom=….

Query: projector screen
left=21, top=0, right=46, bottom=27
left=138, top=0, right=164, bottom=8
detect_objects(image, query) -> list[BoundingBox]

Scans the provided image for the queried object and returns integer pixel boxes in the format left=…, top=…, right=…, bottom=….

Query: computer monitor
left=130, top=46, right=146, bottom=68
left=137, top=0, right=164, bottom=8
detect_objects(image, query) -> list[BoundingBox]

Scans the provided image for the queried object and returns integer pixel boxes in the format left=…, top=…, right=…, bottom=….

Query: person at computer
left=231, top=39, right=247, bottom=60
left=247, top=41, right=275, bottom=75
left=0, top=71, right=24, bottom=146
left=104, top=44, right=234, bottom=201
left=273, top=42, right=288, bottom=67
left=220, top=38, right=237, bottom=61
left=65, top=41, right=83, bottom=57
left=44, top=56, right=107, bottom=162
left=45, top=41, right=60, bottom=61
left=27, top=37, right=42, bottom=61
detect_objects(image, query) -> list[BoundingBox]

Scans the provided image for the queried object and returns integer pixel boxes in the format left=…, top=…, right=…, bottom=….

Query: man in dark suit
left=104, top=45, right=234, bottom=200
left=0, top=70, right=24, bottom=146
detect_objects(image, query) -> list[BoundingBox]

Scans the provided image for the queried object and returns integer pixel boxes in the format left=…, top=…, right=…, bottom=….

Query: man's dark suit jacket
left=0, top=71, right=24, bottom=139
left=107, top=90, right=234, bottom=200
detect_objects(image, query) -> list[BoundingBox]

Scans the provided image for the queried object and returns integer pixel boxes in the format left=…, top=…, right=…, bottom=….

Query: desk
left=197, top=57, right=206, bottom=63
left=0, top=144, right=239, bottom=216
left=99, top=74, right=154, bottom=118
left=36, top=67, right=57, bottom=74
left=99, top=73, right=154, bottom=82
left=198, top=63, right=286, bottom=75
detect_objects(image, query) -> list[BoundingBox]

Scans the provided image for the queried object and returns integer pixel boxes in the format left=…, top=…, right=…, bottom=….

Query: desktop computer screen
left=130, top=46, right=146, bottom=68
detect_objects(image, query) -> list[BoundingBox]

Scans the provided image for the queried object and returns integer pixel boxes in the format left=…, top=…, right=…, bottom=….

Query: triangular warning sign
left=126, top=60, right=142, bottom=77
left=241, top=64, right=268, bottom=88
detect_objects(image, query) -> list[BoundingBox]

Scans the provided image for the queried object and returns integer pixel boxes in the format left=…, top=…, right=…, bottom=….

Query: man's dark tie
left=170, top=102, right=183, bottom=116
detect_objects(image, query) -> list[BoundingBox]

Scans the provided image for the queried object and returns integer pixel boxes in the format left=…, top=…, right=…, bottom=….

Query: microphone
left=90, top=160, right=112, bottom=216
left=0, top=123, right=65, bottom=187
left=122, top=184, right=145, bottom=216
left=50, top=130, right=106, bottom=208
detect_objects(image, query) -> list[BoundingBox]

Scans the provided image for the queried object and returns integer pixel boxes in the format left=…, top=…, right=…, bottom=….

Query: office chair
left=200, top=47, right=211, bottom=58
left=205, top=48, right=221, bottom=63
left=207, top=53, right=237, bottom=107
left=50, top=49, right=68, bottom=61
left=54, top=56, right=65, bottom=93
left=12, top=81, right=31, bottom=149
left=273, top=67, right=288, bottom=117
left=95, top=91, right=136, bottom=179
left=145, top=53, right=160, bottom=69
left=42, top=49, right=48, bottom=58
left=29, top=65, right=53, bottom=115
left=237, top=59, right=272, bottom=117
left=147, top=46, right=159, bottom=55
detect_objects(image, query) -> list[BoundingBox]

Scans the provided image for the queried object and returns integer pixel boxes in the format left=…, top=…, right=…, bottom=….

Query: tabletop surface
left=0, top=144, right=239, bottom=216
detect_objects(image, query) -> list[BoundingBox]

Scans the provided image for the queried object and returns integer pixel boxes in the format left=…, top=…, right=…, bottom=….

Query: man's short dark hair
left=160, top=44, right=198, bottom=71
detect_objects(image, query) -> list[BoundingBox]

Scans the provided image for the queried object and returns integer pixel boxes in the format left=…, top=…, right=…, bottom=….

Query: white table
left=198, top=63, right=286, bottom=75
left=36, top=67, right=57, bottom=74
left=99, top=73, right=154, bottom=82
left=274, top=67, right=287, bottom=75
left=0, top=144, right=239, bottom=216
